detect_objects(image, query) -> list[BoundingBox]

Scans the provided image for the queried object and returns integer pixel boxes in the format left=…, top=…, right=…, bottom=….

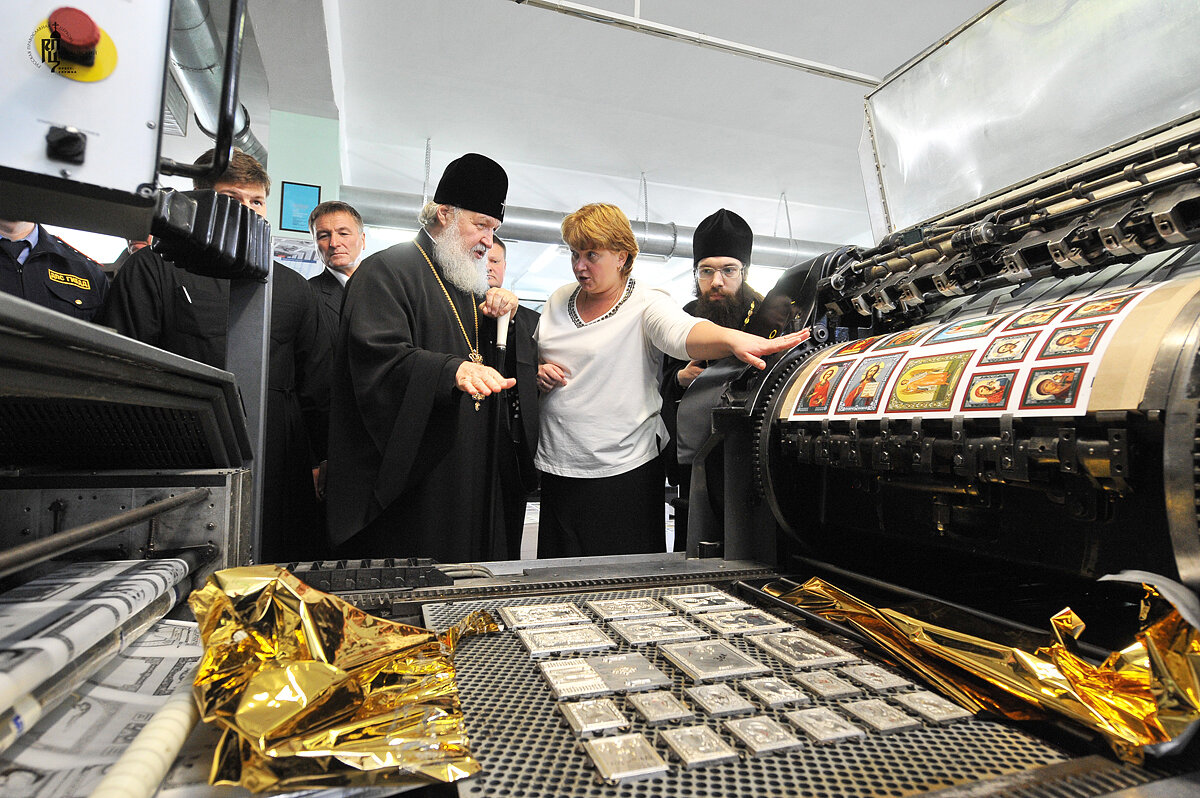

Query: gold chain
left=415, top=241, right=485, bottom=409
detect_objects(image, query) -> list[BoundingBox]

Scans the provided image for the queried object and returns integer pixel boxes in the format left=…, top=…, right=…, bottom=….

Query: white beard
left=432, top=218, right=489, bottom=295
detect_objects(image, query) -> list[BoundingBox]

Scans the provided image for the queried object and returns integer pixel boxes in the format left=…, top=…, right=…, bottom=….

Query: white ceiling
left=199, top=1, right=996, bottom=303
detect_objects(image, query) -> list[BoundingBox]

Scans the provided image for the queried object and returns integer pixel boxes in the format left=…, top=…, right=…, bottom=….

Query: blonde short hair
left=561, top=203, right=639, bottom=275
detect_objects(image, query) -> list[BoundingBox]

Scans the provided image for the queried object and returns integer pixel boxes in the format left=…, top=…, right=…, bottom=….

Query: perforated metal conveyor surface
left=423, top=584, right=1156, bottom=798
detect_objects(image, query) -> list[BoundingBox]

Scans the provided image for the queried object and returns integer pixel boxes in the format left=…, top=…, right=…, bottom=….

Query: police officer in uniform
left=0, top=219, right=107, bottom=321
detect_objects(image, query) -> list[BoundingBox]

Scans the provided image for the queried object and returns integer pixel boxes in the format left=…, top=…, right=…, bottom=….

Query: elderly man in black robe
left=326, top=153, right=520, bottom=561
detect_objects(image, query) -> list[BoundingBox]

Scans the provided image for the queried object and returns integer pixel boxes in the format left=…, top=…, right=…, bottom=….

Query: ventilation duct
left=339, top=186, right=838, bottom=269
left=161, top=73, right=189, bottom=138
left=169, top=0, right=267, bottom=164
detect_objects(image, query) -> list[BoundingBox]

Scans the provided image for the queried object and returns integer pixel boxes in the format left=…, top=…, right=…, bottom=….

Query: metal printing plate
left=627, top=690, right=696, bottom=725
left=559, top=697, right=630, bottom=737
left=842, top=699, right=922, bottom=734
left=660, top=640, right=770, bottom=682
left=499, top=603, right=591, bottom=629
left=516, top=624, right=616, bottom=657
left=694, top=608, right=793, bottom=637
left=784, top=706, right=867, bottom=745
left=659, top=725, right=740, bottom=768
left=723, top=715, right=804, bottom=756
left=539, top=658, right=612, bottom=700
left=582, top=733, right=669, bottom=784
left=685, top=683, right=757, bottom=717
left=740, top=676, right=810, bottom=708
left=608, top=615, right=706, bottom=646
left=664, top=591, right=751, bottom=614
left=792, top=669, right=863, bottom=699
left=585, top=597, right=672, bottom=620
left=893, top=690, right=975, bottom=724
left=588, top=652, right=671, bottom=693
left=746, top=629, right=859, bottom=669
left=841, top=664, right=912, bottom=693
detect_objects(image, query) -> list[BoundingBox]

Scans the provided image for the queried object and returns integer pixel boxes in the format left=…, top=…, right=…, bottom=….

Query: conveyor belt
left=423, top=584, right=1173, bottom=798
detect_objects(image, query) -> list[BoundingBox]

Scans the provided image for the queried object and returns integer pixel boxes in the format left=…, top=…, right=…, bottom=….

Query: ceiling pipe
left=340, top=186, right=839, bottom=269
left=511, top=0, right=880, bottom=88
left=170, top=0, right=268, bottom=165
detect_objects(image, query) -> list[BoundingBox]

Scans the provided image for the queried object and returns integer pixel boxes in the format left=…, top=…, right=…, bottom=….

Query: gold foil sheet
left=189, top=565, right=497, bottom=792
left=767, top=577, right=1200, bottom=763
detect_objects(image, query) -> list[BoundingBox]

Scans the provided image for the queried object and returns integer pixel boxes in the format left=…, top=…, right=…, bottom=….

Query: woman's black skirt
left=537, top=457, right=666, bottom=558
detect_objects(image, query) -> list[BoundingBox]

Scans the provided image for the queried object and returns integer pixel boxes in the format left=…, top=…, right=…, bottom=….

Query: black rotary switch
left=46, top=126, right=87, bottom=165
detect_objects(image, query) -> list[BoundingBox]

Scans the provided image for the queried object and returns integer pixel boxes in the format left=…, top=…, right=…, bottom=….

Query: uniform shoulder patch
left=45, top=232, right=104, bottom=270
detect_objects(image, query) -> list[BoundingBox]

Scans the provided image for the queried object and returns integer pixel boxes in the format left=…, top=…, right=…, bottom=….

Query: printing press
left=365, top=3, right=1198, bottom=794
left=250, top=5, right=1200, bottom=796
left=1, top=0, right=1199, bottom=796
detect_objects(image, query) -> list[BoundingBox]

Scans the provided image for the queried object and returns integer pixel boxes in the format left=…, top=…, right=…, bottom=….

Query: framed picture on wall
left=279, top=181, right=321, bottom=233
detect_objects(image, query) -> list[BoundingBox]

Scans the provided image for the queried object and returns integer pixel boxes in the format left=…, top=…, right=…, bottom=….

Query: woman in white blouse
left=534, top=203, right=803, bottom=557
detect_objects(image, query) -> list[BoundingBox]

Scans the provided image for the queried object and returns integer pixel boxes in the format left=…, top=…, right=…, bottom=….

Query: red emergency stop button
left=48, top=7, right=101, bottom=67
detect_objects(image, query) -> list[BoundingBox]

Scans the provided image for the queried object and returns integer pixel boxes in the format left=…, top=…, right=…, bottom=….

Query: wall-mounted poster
left=279, top=181, right=322, bottom=233
left=1003, top=304, right=1069, bottom=331
left=272, top=236, right=320, bottom=278
left=1064, top=292, right=1140, bottom=321
left=792, top=362, right=851, bottom=415
left=835, top=354, right=903, bottom=414
left=1038, top=321, right=1109, bottom=359
left=886, top=351, right=973, bottom=413
left=979, top=332, right=1037, bottom=365
left=961, top=370, right=1018, bottom=411
left=1020, top=364, right=1087, bottom=409
left=926, top=314, right=1008, bottom=344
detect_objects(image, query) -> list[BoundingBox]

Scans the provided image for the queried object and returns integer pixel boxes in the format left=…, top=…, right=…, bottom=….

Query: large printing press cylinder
left=739, top=255, right=1200, bottom=629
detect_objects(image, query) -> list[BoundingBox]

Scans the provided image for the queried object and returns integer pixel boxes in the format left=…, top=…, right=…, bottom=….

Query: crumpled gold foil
left=189, top=565, right=498, bottom=793
left=767, top=577, right=1200, bottom=764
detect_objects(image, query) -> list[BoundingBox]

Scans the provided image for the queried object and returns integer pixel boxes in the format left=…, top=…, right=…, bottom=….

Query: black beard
left=693, top=283, right=757, bottom=329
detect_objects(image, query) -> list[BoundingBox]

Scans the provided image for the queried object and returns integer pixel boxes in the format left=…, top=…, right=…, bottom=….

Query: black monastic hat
left=693, top=208, right=753, bottom=268
left=434, top=153, right=508, bottom=221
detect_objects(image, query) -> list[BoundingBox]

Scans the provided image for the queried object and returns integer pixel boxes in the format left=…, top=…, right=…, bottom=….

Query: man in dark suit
left=488, top=236, right=540, bottom=559
left=307, top=201, right=366, bottom=334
